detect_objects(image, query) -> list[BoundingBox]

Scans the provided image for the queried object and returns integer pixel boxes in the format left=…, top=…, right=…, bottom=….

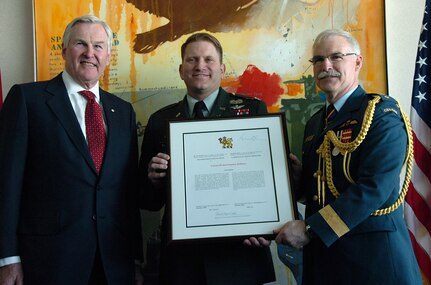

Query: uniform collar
left=186, top=88, right=219, bottom=116
left=328, top=85, right=359, bottom=112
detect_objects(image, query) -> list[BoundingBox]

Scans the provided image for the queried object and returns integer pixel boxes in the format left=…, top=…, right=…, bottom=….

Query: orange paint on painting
left=34, top=0, right=101, bottom=80
left=236, top=64, right=284, bottom=107
left=34, top=1, right=69, bottom=80
left=221, top=77, right=242, bottom=90
left=92, top=0, right=102, bottom=17
left=286, top=83, right=304, bottom=97
left=101, top=0, right=115, bottom=89
left=319, top=0, right=387, bottom=95
left=104, top=0, right=122, bottom=32
left=267, top=105, right=281, bottom=113
left=348, top=0, right=387, bottom=94
left=125, top=5, right=139, bottom=101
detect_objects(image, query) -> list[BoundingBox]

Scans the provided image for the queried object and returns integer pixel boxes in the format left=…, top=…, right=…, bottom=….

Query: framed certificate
left=167, top=113, right=297, bottom=243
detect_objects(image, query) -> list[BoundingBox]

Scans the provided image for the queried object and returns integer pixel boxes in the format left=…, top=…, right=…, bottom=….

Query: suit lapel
left=98, top=91, right=112, bottom=177
left=99, top=89, right=136, bottom=178
left=45, top=74, right=96, bottom=173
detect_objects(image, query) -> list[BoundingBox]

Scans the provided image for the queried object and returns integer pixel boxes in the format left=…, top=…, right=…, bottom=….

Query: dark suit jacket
left=139, top=88, right=275, bottom=285
left=0, top=74, right=141, bottom=285
left=301, top=86, right=421, bottom=285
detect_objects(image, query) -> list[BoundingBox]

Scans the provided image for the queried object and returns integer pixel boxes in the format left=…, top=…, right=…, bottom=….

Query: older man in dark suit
left=0, top=15, right=142, bottom=285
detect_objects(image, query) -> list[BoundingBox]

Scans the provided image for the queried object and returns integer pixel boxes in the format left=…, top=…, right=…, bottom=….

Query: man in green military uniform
left=139, top=32, right=275, bottom=285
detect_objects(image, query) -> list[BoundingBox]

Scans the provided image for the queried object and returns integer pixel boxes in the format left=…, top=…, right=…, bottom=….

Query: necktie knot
left=193, top=101, right=206, bottom=118
left=79, top=90, right=96, bottom=102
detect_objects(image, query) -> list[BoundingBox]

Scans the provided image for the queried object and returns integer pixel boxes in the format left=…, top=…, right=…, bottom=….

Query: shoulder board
left=367, top=93, right=402, bottom=115
left=230, top=93, right=262, bottom=101
left=367, top=93, right=396, bottom=103
left=367, top=93, right=400, bottom=105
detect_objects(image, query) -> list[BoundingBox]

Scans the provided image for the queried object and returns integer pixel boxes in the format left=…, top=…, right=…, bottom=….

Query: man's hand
left=243, top=237, right=271, bottom=247
left=148, top=153, right=170, bottom=185
left=0, top=263, right=23, bottom=285
left=274, top=220, right=310, bottom=249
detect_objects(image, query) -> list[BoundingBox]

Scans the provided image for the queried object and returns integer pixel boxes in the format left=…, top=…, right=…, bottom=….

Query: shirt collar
left=62, top=71, right=100, bottom=101
left=329, top=85, right=359, bottom=112
left=186, top=88, right=219, bottom=115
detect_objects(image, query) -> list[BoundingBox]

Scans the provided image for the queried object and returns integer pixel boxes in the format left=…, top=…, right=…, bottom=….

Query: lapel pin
left=111, top=109, right=115, bottom=112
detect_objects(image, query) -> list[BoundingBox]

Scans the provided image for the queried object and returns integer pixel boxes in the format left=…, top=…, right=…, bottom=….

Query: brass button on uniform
left=312, top=195, right=318, bottom=201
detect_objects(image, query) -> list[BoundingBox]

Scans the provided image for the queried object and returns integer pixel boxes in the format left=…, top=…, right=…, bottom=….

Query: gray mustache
left=317, top=70, right=341, bottom=79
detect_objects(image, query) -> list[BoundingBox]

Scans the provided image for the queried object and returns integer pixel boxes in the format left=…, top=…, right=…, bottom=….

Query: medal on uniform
left=235, top=108, right=250, bottom=115
left=340, top=128, right=353, bottom=143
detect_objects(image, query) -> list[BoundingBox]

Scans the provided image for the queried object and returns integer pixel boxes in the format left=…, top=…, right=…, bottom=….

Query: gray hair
left=62, top=15, right=113, bottom=53
left=313, top=29, right=361, bottom=54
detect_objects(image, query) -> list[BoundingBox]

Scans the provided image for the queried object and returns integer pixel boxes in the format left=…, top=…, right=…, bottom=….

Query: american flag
left=405, top=0, right=431, bottom=284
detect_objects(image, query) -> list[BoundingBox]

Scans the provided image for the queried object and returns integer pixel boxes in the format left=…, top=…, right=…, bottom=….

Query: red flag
left=405, top=1, right=431, bottom=284
left=0, top=69, right=3, bottom=110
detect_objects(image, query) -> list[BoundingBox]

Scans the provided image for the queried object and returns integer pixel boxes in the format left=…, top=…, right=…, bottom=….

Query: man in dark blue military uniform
left=251, top=29, right=422, bottom=285
left=139, top=32, right=275, bottom=285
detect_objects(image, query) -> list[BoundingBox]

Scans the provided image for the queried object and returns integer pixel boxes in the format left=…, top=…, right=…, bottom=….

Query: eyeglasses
left=309, top=52, right=358, bottom=66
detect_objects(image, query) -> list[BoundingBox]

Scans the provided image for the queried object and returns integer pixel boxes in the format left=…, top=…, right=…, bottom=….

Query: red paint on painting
left=236, top=64, right=283, bottom=107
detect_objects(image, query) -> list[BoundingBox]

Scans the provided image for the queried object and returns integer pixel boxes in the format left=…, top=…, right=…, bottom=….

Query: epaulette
left=367, top=93, right=400, bottom=115
left=230, top=93, right=262, bottom=101
left=366, top=93, right=395, bottom=103
left=367, top=92, right=388, bottom=98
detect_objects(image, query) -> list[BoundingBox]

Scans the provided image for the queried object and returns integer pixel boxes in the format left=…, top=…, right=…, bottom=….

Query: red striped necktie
left=79, top=90, right=106, bottom=174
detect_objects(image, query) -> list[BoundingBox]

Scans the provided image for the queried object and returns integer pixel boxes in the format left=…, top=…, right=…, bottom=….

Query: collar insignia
left=304, top=135, right=314, bottom=143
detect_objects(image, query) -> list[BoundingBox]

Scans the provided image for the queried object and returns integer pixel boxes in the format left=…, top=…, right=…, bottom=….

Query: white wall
left=0, top=0, right=34, bottom=98
left=386, top=0, right=425, bottom=112
left=0, top=1, right=426, bottom=113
